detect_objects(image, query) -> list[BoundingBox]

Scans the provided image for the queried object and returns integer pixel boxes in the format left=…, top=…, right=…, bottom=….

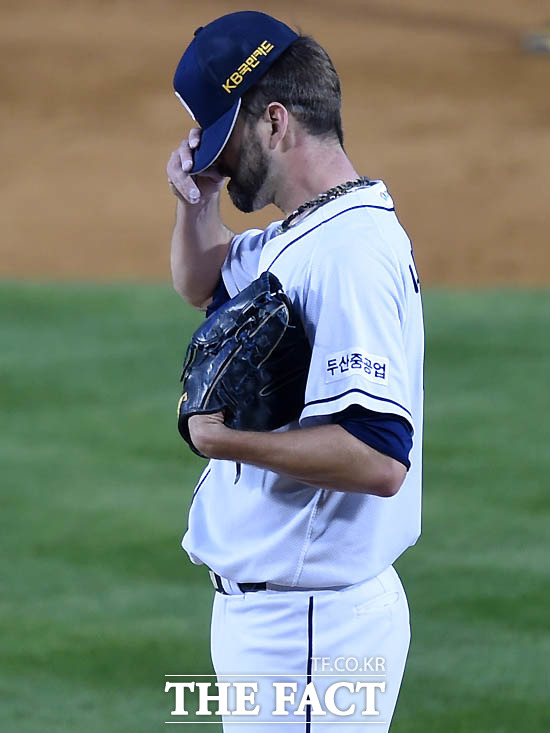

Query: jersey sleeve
left=299, top=220, right=413, bottom=429
left=222, top=221, right=282, bottom=296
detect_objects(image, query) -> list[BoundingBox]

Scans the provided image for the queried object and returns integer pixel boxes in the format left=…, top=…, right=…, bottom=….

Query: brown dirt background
left=1, top=0, right=549, bottom=286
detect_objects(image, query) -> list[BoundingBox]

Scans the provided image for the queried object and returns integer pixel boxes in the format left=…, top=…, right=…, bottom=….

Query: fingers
left=188, top=127, right=201, bottom=149
left=167, top=127, right=227, bottom=203
left=166, top=131, right=201, bottom=204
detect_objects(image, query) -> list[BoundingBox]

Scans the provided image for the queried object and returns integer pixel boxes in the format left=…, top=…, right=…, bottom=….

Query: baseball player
left=166, top=11, right=424, bottom=731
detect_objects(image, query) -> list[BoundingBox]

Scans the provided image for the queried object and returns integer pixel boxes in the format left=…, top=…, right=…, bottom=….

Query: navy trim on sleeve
left=205, top=276, right=230, bottom=318
left=306, top=387, right=413, bottom=418
left=334, top=405, right=413, bottom=470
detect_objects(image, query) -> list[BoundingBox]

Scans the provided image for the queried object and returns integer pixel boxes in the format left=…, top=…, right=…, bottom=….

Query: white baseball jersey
left=182, top=180, right=424, bottom=587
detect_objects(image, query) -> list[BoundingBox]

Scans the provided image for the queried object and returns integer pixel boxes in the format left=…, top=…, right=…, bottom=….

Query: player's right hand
left=167, top=128, right=226, bottom=205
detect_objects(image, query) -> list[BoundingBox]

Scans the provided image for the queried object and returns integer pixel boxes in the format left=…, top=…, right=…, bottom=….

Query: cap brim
left=190, top=99, right=241, bottom=174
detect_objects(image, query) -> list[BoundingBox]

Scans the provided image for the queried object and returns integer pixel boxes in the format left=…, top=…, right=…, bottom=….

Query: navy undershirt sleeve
left=205, top=276, right=230, bottom=318
left=334, top=405, right=413, bottom=469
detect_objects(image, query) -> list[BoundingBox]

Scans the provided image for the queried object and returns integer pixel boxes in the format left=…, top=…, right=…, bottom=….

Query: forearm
left=167, top=130, right=234, bottom=308
left=170, top=195, right=233, bottom=308
left=191, top=418, right=406, bottom=497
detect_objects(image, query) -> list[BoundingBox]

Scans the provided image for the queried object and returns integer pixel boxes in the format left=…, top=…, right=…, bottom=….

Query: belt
left=210, top=571, right=266, bottom=595
left=209, top=571, right=348, bottom=595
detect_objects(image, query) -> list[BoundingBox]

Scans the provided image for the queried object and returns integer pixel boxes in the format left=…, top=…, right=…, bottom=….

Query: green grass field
left=2, top=282, right=549, bottom=732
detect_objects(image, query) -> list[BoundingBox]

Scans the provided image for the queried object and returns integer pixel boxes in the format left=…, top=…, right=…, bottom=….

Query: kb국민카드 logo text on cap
left=222, top=40, right=275, bottom=93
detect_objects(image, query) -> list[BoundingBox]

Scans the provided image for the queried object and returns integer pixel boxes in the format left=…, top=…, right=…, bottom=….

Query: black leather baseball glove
left=177, top=271, right=312, bottom=457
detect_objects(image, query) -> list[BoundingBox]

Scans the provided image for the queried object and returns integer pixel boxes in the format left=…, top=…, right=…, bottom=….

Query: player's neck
left=274, top=141, right=360, bottom=217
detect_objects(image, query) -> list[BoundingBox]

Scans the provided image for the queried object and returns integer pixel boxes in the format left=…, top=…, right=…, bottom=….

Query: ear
left=263, top=103, right=289, bottom=150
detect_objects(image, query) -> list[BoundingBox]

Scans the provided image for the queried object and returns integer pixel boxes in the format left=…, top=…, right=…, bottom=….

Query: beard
left=226, top=130, right=270, bottom=213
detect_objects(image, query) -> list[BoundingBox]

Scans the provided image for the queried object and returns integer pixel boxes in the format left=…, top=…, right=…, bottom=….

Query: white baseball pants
left=210, top=565, right=411, bottom=732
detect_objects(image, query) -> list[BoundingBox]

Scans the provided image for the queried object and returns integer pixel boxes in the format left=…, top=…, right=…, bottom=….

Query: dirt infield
left=1, top=0, right=548, bottom=285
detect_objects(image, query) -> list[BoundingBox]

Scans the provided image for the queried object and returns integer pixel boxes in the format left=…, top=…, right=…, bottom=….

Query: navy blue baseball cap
left=173, top=11, right=298, bottom=173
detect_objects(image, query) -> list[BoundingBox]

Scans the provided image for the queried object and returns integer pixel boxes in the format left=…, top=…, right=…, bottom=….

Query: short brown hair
left=241, top=35, right=344, bottom=146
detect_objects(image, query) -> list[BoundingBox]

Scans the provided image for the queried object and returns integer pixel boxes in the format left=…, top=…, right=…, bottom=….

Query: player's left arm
left=188, top=413, right=406, bottom=497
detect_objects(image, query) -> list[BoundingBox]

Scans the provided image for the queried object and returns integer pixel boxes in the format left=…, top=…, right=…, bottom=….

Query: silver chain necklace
left=277, top=176, right=371, bottom=234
